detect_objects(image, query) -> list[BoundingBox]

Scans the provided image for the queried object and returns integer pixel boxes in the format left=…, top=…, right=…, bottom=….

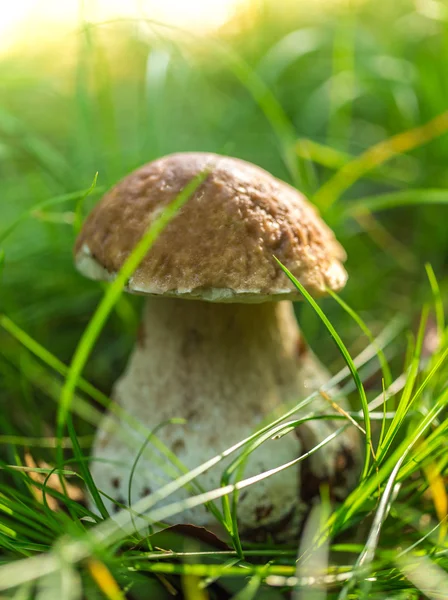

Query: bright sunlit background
left=0, top=0, right=370, bottom=55
left=0, top=0, right=248, bottom=53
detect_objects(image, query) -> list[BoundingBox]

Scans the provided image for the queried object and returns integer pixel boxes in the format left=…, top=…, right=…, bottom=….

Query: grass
left=1, top=0, right=448, bottom=597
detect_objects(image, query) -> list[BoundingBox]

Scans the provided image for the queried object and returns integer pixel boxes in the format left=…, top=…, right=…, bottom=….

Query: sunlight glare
left=0, top=0, right=247, bottom=54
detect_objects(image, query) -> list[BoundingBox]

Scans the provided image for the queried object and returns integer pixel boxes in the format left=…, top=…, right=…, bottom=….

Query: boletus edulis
left=74, top=152, right=360, bottom=541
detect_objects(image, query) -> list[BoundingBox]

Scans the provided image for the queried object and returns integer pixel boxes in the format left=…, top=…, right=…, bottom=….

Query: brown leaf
left=24, top=451, right=84, bottom=511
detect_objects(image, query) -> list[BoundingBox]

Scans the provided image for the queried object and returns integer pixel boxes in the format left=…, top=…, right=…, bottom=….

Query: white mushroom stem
left=92, top=298, right=359, bottom=540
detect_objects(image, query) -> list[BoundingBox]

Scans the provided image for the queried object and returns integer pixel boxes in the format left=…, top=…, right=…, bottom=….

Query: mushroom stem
left=92, top=298, right=359, bottom=540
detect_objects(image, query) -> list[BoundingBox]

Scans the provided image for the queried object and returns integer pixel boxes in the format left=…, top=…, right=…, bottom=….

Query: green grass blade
left=336, top=386, right=448, bottom=529
left=66, top=414, right=109, bottom=520
left=0, top=187, right=104, bottom=245
left=327, top=290, right=392, bottom=389
left=0, top=316, right=236, bottom=500
left=55, top=168, right=210, bottom=506
left=345, top=189, right=448, bottom=216
left=57, top=168, right=209, bottom=430
left=425, top=263, right=445, bottom=342
left=376, top=306, right=429, bottom=464
left=73, top=172, right=99, bottom=234
left=273, top=257, right=371, bottom=478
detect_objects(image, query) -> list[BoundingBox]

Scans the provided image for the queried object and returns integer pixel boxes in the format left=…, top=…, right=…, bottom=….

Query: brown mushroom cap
left=74, top=152, right=347, bottom=302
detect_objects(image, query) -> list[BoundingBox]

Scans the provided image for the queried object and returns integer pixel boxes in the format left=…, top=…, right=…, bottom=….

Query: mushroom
left=74, top=152, right=359, bottom=541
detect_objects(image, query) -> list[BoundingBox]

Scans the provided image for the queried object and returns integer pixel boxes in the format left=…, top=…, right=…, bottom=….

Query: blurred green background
left=1, top=0, right=448, bottom=439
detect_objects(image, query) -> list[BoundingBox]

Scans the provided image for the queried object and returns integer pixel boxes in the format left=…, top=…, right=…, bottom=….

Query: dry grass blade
left=87, top=559, right=125, bottom=600
left=23, top=453, right=84, bottom=511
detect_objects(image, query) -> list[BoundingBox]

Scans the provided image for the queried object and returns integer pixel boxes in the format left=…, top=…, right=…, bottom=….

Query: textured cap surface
left=74, top=152, right=347, bottom=302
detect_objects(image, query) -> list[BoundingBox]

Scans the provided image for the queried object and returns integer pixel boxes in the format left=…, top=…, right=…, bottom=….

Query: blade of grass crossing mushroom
left=327, top=290, right=392, bottom=389
left=161, top=330, right=404, bottom=552
left=0, top=327, right=404, bottom=589
left=74, top=335, right=399, bottom=546
left=221, top=418, right=310, bottom=558
left=221, top=416, right=351, bottom=556
left=127, top=418, right=227, bottom=533
left=91, top=426, right=348, bottom=550
left=127, top=418, right=186, bottom=522
left=0, top=412, right=413, bottom=592
left=1, top=313, right=396, bottom=534
left=0, top=307, right=401, bottom=451
left=56, top=169, right=211, bottom=487
left=274, top=257, right=372, bottom=478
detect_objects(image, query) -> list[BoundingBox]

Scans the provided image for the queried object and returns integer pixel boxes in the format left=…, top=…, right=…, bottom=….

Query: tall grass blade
left=273, top=258, right=371, bottom=478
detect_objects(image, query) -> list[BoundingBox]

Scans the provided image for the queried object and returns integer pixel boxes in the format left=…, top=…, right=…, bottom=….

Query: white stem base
left=91, top=298, right=359, bottom=541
